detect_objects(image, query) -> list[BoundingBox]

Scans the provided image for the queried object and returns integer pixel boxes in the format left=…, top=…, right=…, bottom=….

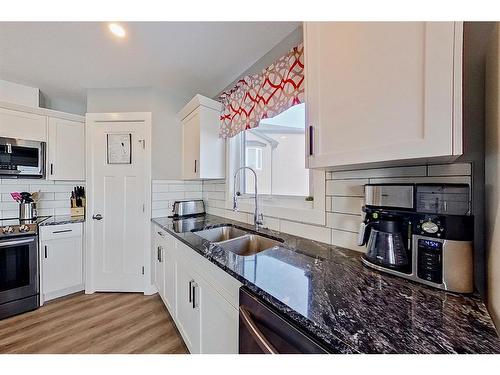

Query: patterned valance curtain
left=219, top=43, right=304, bottom=138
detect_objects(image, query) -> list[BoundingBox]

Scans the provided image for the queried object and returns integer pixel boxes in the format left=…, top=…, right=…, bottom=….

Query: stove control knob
left=19, top=224, right=30, bottom=232
left=2, top=226, right=14, bottom=234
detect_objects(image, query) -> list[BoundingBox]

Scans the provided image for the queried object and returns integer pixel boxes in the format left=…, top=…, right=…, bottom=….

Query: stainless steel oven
left=0, top=137, right=45, bottom=178
left=0, top=234, right=39, bottom=320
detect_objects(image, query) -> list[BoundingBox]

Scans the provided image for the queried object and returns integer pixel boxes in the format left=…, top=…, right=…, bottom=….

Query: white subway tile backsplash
left=0, top=179, right=84, bottom=219
left=151, top=180, right=203, bottom=219
left=326, top=179, right=368, bottom=197
left=332, top=230, right=365, bottom=252
left=331, top=197, right=363, bottom=215
left=0, top=184, right=30, bottom=193
left=327, top=212, right=361, bottom=232
left=280, top=220, right=331, bottom=244
left=153, top=192, right=184, bottom=201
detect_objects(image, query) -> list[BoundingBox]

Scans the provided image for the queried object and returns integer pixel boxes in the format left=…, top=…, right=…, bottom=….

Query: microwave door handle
left=239, top=306, right=278, bottom=354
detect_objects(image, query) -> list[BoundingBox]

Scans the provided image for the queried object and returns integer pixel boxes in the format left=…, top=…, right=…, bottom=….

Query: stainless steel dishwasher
left=239, top=287, right=329, bottom=354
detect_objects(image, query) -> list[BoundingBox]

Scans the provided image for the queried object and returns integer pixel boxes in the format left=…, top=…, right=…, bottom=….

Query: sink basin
left=216, top=234, right=283, bottom=256
left=194, top=225, right=248, bottom=242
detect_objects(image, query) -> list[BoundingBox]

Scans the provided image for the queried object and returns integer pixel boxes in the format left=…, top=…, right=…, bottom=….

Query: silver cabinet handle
left=92, top=214, right=103, bottom=220
left=50, top=163, right=54, bottom=175
left=44, top=245, right=48, bottom=259
left=239, top=306, right=278, bottom=354
left=157, top=231, right=164, bottom=237
left=194, top=159, right=197, bottom=174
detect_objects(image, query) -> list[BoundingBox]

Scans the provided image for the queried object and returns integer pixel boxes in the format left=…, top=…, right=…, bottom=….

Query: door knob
left=92, top=214, right=103, bottom=220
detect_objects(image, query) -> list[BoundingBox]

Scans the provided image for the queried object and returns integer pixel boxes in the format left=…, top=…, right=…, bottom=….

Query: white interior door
left=86, top=113, right=151, bottom=293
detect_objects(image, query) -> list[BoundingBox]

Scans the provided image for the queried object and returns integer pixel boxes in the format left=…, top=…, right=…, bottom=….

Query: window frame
left=226, top=132, right=325, bottom=226
left=239, top=129, right=312, bottom=200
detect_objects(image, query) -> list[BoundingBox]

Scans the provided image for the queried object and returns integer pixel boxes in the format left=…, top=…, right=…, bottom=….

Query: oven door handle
left=0, top=238, right=36, bottom=247
left=239, top=306, right=278, bottom=354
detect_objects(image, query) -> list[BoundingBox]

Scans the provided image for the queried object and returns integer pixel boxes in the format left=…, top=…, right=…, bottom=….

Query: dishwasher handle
left=239, top=306, right=278, bottom=354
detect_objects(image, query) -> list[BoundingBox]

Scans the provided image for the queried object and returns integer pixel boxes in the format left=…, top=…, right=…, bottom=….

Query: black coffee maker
left=357, top=183, right=474, bottom=293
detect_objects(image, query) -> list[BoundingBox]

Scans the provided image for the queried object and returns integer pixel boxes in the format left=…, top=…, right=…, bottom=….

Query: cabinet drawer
left=40, top=223, right=83, bottom=241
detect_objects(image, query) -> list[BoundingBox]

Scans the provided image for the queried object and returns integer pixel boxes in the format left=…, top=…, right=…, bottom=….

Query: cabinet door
left=47, top=117, right=85, bottom=180
left=305, top=22, right=461, bottom=169
left=182, top=110, right=200, bottom=180
left=163, top=235, right=176, bottom=314
left=0, top=107, right=46, bottom=141
left=200, top=279, right=239, bottom=354
left=41, top=236, right=83, bottom=301
left=175, top=261, right=201, bottom=353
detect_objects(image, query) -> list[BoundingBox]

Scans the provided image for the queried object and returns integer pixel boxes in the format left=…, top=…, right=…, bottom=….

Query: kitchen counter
left=152, top=214, right=500, bottom=354
left=38, top=215, right=85, bottom=226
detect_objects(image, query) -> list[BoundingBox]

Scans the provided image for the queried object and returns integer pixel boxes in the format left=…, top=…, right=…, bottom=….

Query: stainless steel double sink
left=193, top=225, right=283, bottom=256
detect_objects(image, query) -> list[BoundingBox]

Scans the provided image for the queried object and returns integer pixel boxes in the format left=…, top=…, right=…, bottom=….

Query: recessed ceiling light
left=108, top=23, right=126, bottom=38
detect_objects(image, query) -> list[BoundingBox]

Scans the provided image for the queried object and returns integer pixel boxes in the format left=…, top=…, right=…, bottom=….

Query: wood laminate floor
left=0, top=292, right=188, bottom=354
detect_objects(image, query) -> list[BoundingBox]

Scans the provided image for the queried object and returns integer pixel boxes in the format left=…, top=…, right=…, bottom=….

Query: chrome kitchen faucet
left=233, top=166, right=263, bottom=230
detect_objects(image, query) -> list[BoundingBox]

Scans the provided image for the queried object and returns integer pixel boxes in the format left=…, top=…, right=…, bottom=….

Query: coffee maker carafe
left=362, top=218, right=409, bottom=271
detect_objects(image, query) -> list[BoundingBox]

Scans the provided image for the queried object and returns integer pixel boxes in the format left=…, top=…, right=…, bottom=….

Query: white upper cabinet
left=0, top=107, right=47, bottom=141
left=47, top=117, right=85, bottom=180
left=304, top=22, right=463, bottom=169
left=179, top=95, right=225, bottom=180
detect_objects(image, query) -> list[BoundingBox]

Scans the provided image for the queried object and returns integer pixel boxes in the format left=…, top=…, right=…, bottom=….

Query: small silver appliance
left=171, top=199, right=205, bottom=218
left=0, top=137, right=45, bottom=178
left=358, top=183, right=474, bottom=293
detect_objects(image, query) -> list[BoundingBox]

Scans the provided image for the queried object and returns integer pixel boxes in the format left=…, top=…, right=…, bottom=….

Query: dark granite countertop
left=38, top=215, right=85, bottom=226
left=152, top=214, right=500, bottom=354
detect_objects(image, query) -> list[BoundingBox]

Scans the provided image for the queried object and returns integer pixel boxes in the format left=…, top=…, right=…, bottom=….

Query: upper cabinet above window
left=304, top=22, right=463, bottom=170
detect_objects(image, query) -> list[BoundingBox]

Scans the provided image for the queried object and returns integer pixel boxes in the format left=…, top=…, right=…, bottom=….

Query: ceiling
left=0, top=22, right=300, bottom=113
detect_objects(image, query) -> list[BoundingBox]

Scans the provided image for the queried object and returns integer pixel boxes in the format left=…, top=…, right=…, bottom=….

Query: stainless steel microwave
left=0, top=137, right=45, bottom=178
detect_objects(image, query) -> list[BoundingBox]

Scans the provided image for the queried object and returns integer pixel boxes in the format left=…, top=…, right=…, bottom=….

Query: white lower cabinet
left=40, top=223, right=84, bottom=303
left=175, top=261, right=201, bottom=353
left=199, top=277, right=239, bottom=354
left=152, top=223, right=241, bottom=354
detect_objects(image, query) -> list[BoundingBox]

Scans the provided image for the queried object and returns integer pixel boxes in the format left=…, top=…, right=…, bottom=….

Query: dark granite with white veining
left=38, top=215, right=85, bottom=226
left=152, top=214, right=500, bottom=354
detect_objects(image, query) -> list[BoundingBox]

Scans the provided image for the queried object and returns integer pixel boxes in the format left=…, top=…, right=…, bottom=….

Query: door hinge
left=142, top=266, right=145, bottom=275
left=139, top=139, right=145, bottom=149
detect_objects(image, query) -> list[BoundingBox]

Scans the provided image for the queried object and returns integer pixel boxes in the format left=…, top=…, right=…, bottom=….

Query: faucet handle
left=256, top=213, right=264, bottom=226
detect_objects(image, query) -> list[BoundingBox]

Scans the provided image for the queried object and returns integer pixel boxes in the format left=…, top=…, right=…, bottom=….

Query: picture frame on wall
left=107, top=133, right=132, bottom=164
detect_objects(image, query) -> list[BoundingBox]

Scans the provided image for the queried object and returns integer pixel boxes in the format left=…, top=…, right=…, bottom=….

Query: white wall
left=86, top=87, right=191, bottom=180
